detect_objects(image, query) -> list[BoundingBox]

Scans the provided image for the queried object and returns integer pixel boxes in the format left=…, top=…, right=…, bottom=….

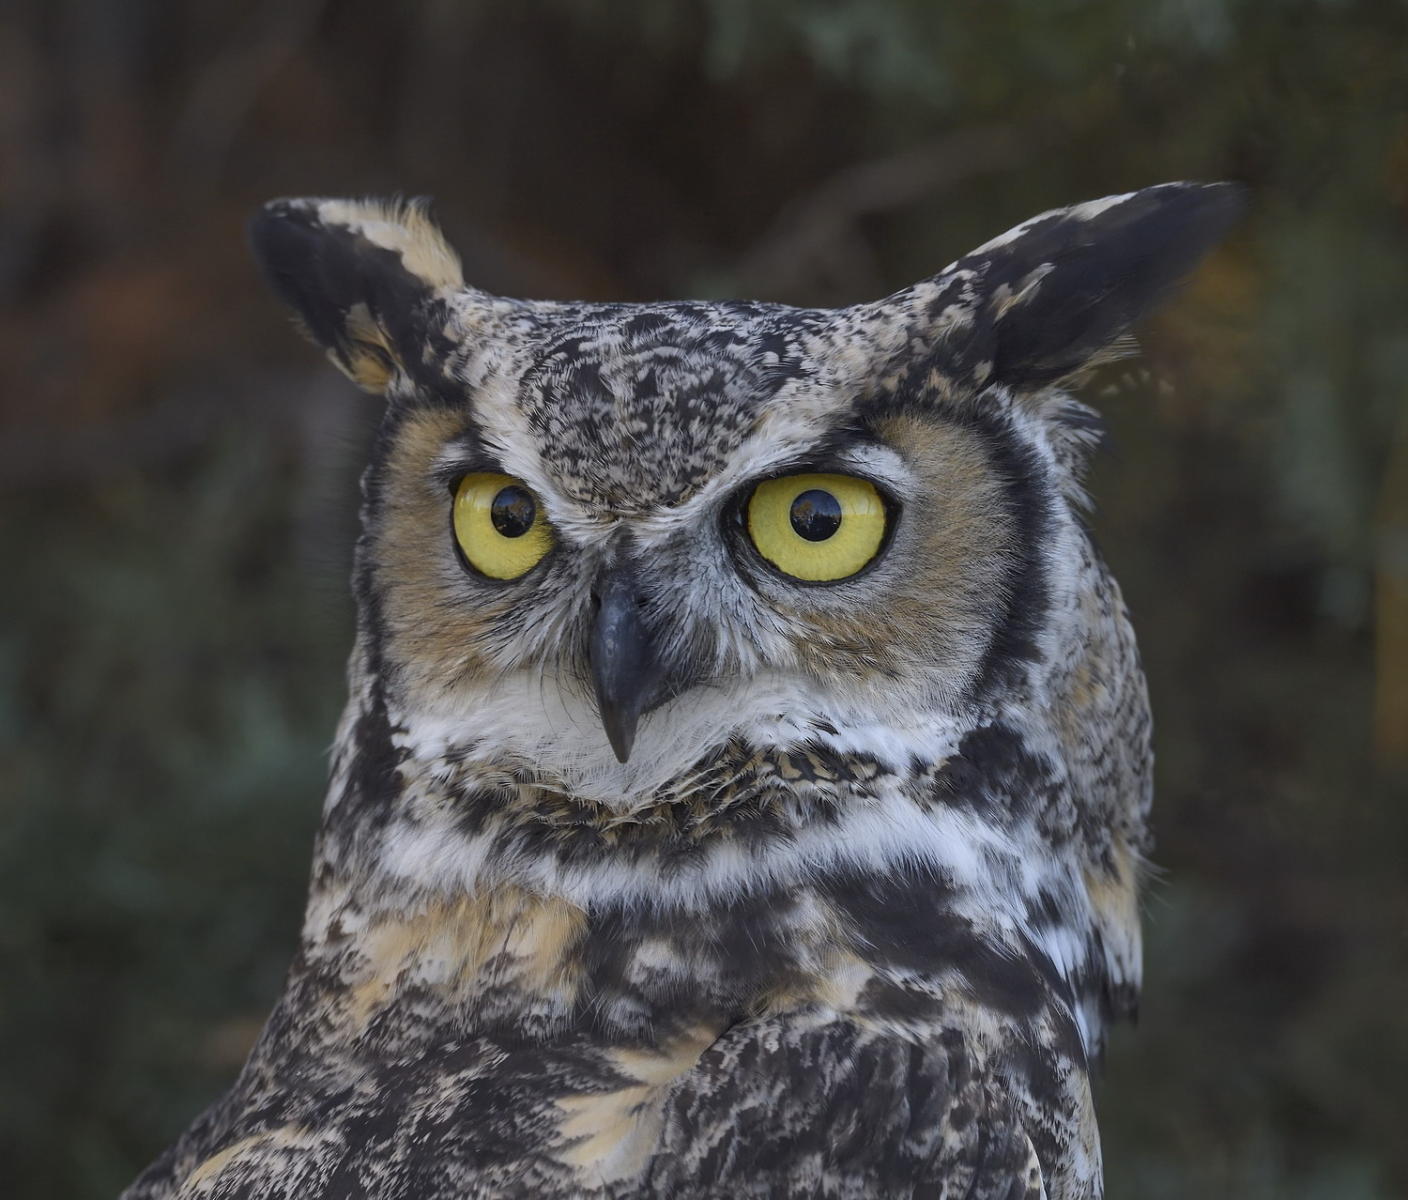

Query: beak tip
left=603, top=719, right=636, bottom=764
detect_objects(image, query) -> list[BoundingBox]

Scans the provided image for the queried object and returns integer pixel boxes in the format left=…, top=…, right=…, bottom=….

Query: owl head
left=250, top=185, right=1239, bottom=809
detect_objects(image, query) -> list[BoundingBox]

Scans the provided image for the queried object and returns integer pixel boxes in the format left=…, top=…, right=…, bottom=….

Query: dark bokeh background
left=3, top=2, right=1407, bottom=1196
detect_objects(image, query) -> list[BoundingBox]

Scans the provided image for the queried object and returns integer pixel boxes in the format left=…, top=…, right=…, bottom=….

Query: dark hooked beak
left=589, top=566, right=666, bottom=764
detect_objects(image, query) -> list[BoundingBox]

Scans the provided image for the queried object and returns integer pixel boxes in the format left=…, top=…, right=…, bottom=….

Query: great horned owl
left=125, top=183, right=1240, bottom=1199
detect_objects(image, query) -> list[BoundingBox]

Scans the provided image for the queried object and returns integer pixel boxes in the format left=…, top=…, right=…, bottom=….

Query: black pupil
left=789, top=489, right=842, bottom=541
left=490, top=486, right=537, bottom=537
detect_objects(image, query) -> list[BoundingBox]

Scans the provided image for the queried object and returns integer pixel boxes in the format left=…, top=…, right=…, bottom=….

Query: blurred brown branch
left=168, top=0, right=331, bottom=192
left=731, top=123, right=1030, bottom=300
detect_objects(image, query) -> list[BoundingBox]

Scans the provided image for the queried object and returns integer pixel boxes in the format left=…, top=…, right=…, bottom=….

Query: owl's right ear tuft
left=248, top=197, right=464, bottom=393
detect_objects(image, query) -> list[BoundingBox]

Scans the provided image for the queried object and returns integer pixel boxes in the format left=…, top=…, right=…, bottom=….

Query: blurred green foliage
left=2, top=1, right=1405, bottom=1196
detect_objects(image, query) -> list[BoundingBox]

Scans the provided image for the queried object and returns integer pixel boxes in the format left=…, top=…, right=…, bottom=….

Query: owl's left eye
left=744, top=472, right=890, bottom=582
left=452, top=473, right=554, bottom=580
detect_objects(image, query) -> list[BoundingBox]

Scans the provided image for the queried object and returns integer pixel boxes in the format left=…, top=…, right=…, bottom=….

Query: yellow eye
left=745, top=472, right=889, bottom=582
left=452, top=473, right=554, bottom=580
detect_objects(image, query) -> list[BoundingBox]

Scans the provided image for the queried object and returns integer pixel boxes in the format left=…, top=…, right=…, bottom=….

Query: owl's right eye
left=452, top=473, right=554, bottom=580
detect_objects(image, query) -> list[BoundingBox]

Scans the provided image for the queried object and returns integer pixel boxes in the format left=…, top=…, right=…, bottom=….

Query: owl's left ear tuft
left=883, top=182, right=1247, bottom=392
left=978, top=182, right=1246, bottom=387
left=248, top=197, right=464, bottom=393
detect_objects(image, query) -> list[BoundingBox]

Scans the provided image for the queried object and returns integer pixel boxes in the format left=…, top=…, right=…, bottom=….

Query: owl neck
left=288, top=643, right=1112, bottom=1065
left=312, top=637, right=1012, bottom=910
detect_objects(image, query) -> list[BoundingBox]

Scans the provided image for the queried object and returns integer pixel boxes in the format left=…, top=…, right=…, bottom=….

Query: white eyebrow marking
left=829, top=440, right=917, bottom=495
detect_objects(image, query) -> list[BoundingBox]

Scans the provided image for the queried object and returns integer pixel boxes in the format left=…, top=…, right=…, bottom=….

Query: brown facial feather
left=373, top=405, right=537, bottom=697
left=786, top=412, right=1021, bottom=691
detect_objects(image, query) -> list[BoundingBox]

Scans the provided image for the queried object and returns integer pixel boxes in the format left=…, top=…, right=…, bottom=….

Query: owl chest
left=168, top=872, right=1091, bottom=1198
left=294, top=858, right=1074, bottom=1098
left=173, top=1014, right=1069, bottom=1200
